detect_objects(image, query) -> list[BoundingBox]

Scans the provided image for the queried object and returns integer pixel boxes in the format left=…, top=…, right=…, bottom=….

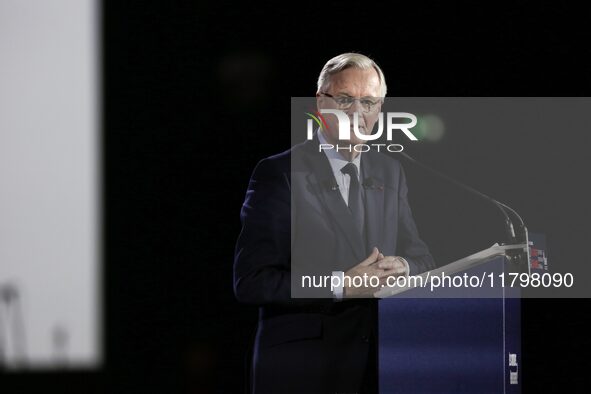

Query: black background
left=4, top=1, right=591, bottom=393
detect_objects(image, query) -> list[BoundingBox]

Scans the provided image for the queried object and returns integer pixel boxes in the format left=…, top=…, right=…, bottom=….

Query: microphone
left=399, top=152, right=530, bottom=273
left=323, top=180, right=339, bottom=191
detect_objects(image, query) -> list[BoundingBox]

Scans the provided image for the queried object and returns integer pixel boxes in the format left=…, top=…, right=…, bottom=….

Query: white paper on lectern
left=374, top=243, right=528, bottom=298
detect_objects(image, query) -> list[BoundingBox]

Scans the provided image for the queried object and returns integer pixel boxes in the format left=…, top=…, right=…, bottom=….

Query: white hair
left=316, top=52, right=387, bottom=97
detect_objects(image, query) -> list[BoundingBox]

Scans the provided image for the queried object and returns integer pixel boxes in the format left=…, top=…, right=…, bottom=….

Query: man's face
left=316, top=67, right=383, bottom=145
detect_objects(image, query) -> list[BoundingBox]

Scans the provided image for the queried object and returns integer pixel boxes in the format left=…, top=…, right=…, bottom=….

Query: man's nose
left=346, top=102, right=365, bottom=125
left=346, top=101, right=366, bottom=122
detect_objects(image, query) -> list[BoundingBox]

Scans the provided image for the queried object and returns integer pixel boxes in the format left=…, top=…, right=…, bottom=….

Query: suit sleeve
left=396, top=164, right=436, bottom=275
left=233, top=157, right=293, bottom=304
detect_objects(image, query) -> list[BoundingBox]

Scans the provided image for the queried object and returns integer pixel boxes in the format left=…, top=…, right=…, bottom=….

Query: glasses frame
left=318, top=92, right=383, bottom=114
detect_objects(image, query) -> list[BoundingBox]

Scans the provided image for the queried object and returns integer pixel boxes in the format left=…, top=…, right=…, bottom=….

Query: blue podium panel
left=379, top=257, right=521, bottom=393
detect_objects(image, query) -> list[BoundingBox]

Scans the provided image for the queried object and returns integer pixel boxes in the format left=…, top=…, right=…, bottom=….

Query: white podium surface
left=375, top=243, right=527, bottom=298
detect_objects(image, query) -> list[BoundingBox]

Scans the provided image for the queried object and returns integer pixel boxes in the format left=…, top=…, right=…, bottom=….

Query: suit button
left=361, top=335, right=369, bottom=343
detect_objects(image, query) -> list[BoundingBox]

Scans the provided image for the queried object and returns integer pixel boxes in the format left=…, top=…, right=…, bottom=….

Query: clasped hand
left=343, top=247, right=407, bottom=297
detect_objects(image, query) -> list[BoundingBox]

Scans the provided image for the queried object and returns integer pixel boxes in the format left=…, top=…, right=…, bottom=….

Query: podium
left=377, top=245, right=524, bottom=393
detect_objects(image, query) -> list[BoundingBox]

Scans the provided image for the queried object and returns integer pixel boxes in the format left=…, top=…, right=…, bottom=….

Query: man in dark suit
left=234, top=53, right=435, bottom=393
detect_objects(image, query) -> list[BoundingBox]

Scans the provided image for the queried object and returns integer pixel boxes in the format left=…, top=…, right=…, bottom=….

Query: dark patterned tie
left=341, top=162, right=364, bottom=234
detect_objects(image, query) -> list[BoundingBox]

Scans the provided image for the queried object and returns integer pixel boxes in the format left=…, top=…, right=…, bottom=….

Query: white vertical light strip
left=0, top=0, right=100, bottom=368
left=503, top=279, right=506, bottom=393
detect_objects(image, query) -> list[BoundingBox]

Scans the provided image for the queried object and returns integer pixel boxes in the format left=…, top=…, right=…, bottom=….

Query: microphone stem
left=400, top=152, right=525, bottom=241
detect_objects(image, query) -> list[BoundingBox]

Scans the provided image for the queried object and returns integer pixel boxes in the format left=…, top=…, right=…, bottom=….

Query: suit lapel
left=299, top=138, right=366, bottom=262
left=361, top=154, right=385, bottom=254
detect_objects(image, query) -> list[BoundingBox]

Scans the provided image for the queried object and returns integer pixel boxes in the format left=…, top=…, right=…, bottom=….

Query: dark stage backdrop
left=8, top=2, right=585, bottom=393
left=101, top=3, right=591, bottom=393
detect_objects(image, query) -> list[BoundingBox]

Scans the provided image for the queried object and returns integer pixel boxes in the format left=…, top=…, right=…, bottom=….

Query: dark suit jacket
left=234, top=135, right=435, bottom=393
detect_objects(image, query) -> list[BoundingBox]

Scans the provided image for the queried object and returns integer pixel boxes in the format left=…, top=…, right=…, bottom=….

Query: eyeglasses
left=319, top=92, right=382, bottom=114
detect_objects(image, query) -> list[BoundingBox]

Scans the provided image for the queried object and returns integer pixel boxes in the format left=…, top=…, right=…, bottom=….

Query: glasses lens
left=329, top=95, right=381, bottom=113
left=334, top=96, right=354, bottom=108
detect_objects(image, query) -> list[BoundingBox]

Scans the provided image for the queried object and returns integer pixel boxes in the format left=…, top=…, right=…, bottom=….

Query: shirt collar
left=317, top=129, right=362, bottom=178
